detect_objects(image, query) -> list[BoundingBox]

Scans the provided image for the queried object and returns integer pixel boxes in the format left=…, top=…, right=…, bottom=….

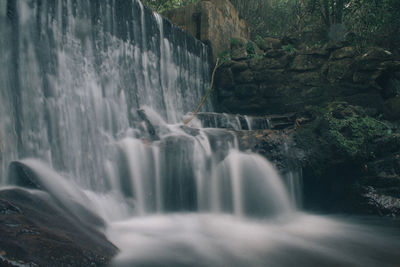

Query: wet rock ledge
left=0, top=188, right=117, bottom=266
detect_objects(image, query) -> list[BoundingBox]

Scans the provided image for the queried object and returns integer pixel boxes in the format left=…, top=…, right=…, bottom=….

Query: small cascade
left=186, top=112, right=271, bottom=130
left=283, top=170, right=303, bottom=208
left=104, top=116, right=294, bottom=217
left=187, top=112, right=303, bottom=131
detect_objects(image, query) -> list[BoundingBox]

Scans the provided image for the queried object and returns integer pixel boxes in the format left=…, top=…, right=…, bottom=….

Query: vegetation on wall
left=141, top=0, right=199, bottom=12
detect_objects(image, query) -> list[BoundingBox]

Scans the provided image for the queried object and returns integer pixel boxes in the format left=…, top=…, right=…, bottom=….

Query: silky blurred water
left=1, top=1, right=400, bottom=267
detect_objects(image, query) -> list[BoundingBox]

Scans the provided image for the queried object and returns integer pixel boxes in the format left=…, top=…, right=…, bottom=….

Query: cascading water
left=1, top=1, right=400, bottom=266
left=0, top=0, right=211, bottom=188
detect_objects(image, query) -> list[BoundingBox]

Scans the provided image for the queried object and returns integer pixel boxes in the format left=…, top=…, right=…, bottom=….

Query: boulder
left=329, top=46, right=356, bottom=60
left=355, top=47, right=393, bottom=71
left=291, top=55, right=324, bottom=71
left=248, top=57, right=286, bottom=70
left=0, top=188, right=117, bottom=266
left=300, top=48, right=329, bottom=57
left=230, top=37, right=249, bottom=60
left=384, top=96, right=400, bottom=120
left=360, top=47, right=393, bottom=61
left=256, top=37, right=282, bottom=51
left=264, top=49, right=286, bottom=58
left=326, top=58, right=355, bottom=83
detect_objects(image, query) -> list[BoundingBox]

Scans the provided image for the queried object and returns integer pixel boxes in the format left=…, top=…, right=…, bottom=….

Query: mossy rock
left=296, top=102, right=391, bottom=167
left=319, top=108, right=388, bottom=160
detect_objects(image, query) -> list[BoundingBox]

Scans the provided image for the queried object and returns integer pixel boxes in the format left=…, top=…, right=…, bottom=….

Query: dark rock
left=384, top=96, right=400, bottom=120
left=360, top=47, right=393, bottom=61
left=234, top=84, right=258, bottom=98
left=230, top=61, right=248, bottom=72
left=0, top=188, right=117, bottom=266
left=380, top=78, right=400, bottom=99
left=233, top=69, right=253, bottom=84
left=253, top=69, right=285, bottom=83
left=248, top=40, right=264, bottom=56
left=359, top=185, right=400, bottom=216
left=326, top=58, right=355, bottom=83
left=8, top=161, right=106, bottom=229
left=248, top=57, right=285, bottom=70
left=259, top=37, right=281, bottom=51
left=231, top=37, right=248, bottom=60
left=300, top=48, right=329, bottom=57
left=281, top=35, right=300, bottom=47
left=215, top=67, right=234, bottom=89
left=292, top=71, right=322, bottom=85
left=354, top=48, right=393, bottom=72
left=136, top=109, right=159, bottom=140
left=264, top=49, right=285, bottom=58
left=291, top=55, right=324, bottom=71
left=0, top=199, right=21, bottom=215
left=235, top=129, right=302, bottom=171
left=293, top=102, right=400, bottom=215
left=322, top=41, right=345, bottom=52
left=329, top=46, right=356, bottom=60
left=214, top=44, right=400, bottom=216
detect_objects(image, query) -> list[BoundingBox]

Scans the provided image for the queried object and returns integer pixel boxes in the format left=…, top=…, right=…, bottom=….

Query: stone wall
left=163, top=0, right=249, bottom=61
left=214, top=42, right=400, bottom=216
left=215, top=44, right=400, bottom=118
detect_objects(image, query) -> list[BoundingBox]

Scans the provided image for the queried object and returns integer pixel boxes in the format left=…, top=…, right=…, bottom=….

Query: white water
left=1, top=1, right=400, bottom=266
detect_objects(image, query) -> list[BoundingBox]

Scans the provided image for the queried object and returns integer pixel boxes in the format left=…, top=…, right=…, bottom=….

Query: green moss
left=255, top=35, right=266, bottom=49
left=217, top=50, right=231, bottom=65
left=282, top=44, right=297, bottom=54
left=230, top=38, right=239, bottom=47
left=246, top=42, right=256, bottom=55
left=320, top=114, right=388, bottom=160
left=295, top=102, right=392, bottom=176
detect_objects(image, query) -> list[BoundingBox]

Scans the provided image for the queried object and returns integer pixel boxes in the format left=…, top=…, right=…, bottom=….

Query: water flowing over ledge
left=1, top=1, right=400, bottom=266
left=0, top=0, right=211, bottom=187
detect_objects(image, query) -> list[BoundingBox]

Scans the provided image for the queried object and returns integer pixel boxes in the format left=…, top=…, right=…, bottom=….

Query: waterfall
left=0, top=0, right=294, bottom=216
left=0, top=0, right=210, bottom=189
left=2, top=1, right=399, bottom=267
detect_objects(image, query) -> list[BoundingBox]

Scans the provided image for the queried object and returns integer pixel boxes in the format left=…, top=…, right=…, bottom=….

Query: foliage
left=229, top=0, right=400, bottom=53
left=230, top=38, right=240, bottom=47
left=217, top=50, right=231, bottom=65
left=344, top=0, right=400, bottom=52
left=282, top=44, right=297, bottom=54
left=294, top=102, right=394, bottom=180
left=254, top=35, right=266, bottom=49
left=297, top=102, right=390, bottom=162
left=320, top=112, right=387, bottom=160
left=246, top=42, right=256, bottom=55
left=141, top=0, right=199, bottom=12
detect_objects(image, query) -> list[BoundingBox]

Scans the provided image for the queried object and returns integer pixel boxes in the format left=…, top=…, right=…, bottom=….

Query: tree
left=229, top=0, right=399, bottom=52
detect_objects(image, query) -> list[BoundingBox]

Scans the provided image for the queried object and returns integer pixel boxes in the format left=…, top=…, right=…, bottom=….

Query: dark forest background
left=142, top=0, right=400, bottom=54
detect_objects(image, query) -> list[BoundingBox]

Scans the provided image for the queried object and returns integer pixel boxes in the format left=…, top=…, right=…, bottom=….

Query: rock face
left=294, top=102, right=400, bottom=216
left=214, top=43, right=400, bottom=216
left=215, top=46, right=400, bottom=117
left=163, top=0, right=249, bottom=60
left=0, top=188, right=117, bottom=266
